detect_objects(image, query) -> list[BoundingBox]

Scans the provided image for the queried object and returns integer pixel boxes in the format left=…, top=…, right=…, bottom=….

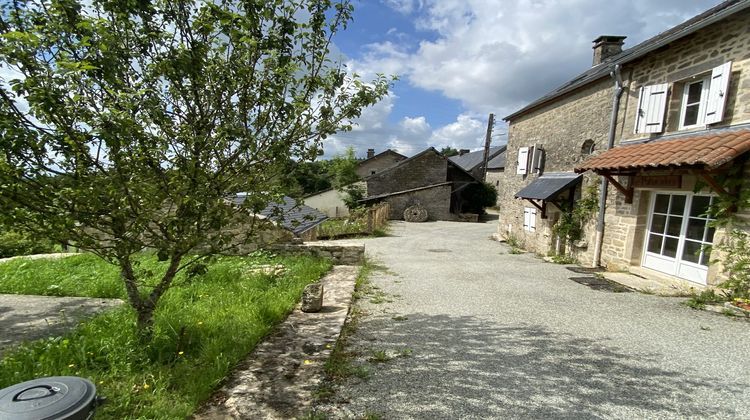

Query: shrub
left=0, top=230, right=56, bottom=258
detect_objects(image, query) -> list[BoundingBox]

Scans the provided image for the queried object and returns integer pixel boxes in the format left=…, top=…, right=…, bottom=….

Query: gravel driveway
left=316, top=220, right=750, bottom=419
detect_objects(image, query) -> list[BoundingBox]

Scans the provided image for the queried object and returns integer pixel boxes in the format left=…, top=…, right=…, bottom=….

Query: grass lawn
left=0, top=252, right=331, bottom=419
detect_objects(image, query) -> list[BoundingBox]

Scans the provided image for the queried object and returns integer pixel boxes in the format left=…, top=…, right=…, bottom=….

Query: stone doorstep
left=193, top=265, right=359, bottom=420
left=601, top=268, right=706, bottom=297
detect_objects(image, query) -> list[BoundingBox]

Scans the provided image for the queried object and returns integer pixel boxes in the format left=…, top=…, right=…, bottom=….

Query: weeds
left=684, top=289, right=727, bottom=310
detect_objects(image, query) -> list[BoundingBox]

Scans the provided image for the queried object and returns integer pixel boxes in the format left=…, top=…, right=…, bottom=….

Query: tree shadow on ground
left=334, top=313, right=744, bottom=419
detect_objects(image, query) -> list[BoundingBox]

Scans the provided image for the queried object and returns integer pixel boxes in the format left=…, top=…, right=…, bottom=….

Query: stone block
left=301, top=283, right=323, bottom=313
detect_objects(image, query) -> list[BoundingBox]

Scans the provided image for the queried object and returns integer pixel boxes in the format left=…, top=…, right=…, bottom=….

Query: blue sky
left=323, top=0, right=723, bottom=158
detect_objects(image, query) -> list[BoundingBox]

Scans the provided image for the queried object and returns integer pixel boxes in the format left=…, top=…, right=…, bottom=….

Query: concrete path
left=316, top=220, right=750, bottom=419
left=195, top=265, right=358, bottom=419
left=0, top=294, right=122, bottom=357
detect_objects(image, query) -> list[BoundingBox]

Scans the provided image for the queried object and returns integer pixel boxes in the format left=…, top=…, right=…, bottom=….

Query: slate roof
left=232, top=194, right=327, bottom=235
left=515, top=173, right=583, bottom=200
left=504, top=0, right=750, bottom=121
left=575, top=128, right=750, bottom=174
left=358, top=149, right=407, bottom=165
left=448, top=146, right=507, bottom=172
left=487, top=152, right=506, bottom=170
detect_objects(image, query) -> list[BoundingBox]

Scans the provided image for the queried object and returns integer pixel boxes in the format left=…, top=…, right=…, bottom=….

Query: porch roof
left=575, top=129, right=750, bottom=174
left=515, top=173, right=582, bottom=200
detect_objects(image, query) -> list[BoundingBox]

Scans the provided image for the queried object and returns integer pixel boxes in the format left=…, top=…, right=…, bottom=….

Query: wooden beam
left=699, top=171, right=729, bottom=196
left=524, top=198, right=543, bottom=212
left=523, top=198, right=548, bottom=219
left=602, top=174, right=633, bottom=203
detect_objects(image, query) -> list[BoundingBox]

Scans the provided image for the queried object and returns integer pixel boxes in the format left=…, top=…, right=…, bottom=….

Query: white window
left=523, top=207, right=537, bottom=232
left=679, top=76, right=711, bottom=129
left=516, top=147, right=529, bottom=175
left=530, top=146, right=545, bottom=174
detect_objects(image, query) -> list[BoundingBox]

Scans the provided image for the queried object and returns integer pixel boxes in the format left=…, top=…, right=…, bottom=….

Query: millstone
left=403, top=204, right=429, bottom=222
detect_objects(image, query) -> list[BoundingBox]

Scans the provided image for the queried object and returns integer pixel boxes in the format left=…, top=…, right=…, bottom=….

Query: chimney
left=366, top=148, right=375, bottom=159
left=592, top=35, right=626, bottom=66
left=459, top=149, right=470, bottom=156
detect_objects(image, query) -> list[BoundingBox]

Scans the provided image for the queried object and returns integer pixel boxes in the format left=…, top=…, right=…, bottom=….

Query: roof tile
left=575, top=129, right=750, bottom=173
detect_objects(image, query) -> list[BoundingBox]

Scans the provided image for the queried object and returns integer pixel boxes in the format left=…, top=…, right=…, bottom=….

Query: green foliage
left=440, top=147, right=460, bottom=157
left=552, top=184, right=599, bottom=243
left=462, top=182, right=498, bottom=213
left=0, top=254, right=331, bottom=418
left=685, top=288, right=727, bottom=310
left=341, top=183, right=366, bottom=210
left=715, top=229, right=750, bottom=299
left=329, top=147, right=361, bottom=189
left=0, top=0, right=390, bottom=335
left=551, top=254, right=577, bottom=265
left=0, top=230, right=56, bottom=258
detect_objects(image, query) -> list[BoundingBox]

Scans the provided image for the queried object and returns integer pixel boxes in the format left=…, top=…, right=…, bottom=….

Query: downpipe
left=592, top=64, right=623, bottom=268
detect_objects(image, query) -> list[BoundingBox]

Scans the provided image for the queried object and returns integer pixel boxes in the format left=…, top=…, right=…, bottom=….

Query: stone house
left=497, top=0, right=750, bottom=286
left=356, top=149, right=407, bottom=178
left=361, top=147, right=480, bottom=221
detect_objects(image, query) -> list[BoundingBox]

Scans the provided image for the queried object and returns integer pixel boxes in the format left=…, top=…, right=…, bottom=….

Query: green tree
left=327, top=146, right=360, bottom=188
left=440, top=147, right=460, bottom=157
left=0, top=0, right=390, bottom=337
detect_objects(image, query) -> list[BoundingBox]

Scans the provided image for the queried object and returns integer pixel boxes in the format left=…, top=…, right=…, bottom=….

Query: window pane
left=663, top=237, right=679, bottom=258
left=686, top=218, right=706, bottom=240
left=683, top=104, right=700, bottom=126
left=690, top=196, right=711, bottom=218
left=651, top=214, right=667, bottom=234
left=686, top=81, right=704, bottom=104
left=647, top=234, right=663, bottom=254
left=654, top=194, right=670, bottom=213
left=682, top=240, right=702, bottom=264
left=666, top=216, right=683, bottom=236
left=700, top=246, right=712, bottom=266
left=670, top=195, right=686, bottom=215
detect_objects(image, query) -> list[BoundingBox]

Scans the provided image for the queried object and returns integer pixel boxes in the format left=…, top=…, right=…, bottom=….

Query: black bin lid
left=0, top=376, right=96, bottom=420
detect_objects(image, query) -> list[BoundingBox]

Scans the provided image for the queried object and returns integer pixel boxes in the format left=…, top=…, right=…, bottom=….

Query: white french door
left=642, top=193, right=716, bottom=285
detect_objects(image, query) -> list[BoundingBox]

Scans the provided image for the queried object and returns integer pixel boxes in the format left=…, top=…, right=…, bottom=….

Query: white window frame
left=678, top=75, right=711, bottom=130
left=523, top=207, right=537, bottom=232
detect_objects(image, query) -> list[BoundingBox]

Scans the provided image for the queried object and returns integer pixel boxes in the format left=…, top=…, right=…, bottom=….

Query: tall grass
left=0, top=253, right=331, bottom=419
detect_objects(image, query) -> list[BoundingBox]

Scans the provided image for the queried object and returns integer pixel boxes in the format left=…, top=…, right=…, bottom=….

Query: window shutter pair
left=634, top=61, right=732, bottom=133
left=523, top=207, right=536, bottom=232
left=516, top=146, right=545, bottom=175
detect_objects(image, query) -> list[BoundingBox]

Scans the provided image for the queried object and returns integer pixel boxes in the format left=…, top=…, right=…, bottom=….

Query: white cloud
left=373, top=0, right=720, bottom=116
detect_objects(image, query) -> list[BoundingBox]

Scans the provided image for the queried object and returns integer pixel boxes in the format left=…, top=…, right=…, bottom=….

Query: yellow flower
left=68, top=364, right=75, bottom=368
left=178, top=351, right=184, bottom=355
left=143, top=383, right=150, bottom=390
left=197, top=322, right=203, bottom=325
left=303, top=360, right=313, bottom=365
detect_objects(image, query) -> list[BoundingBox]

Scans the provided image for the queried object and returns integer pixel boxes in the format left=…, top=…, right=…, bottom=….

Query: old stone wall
left=497, top=77, right=613, bottom=259
left=357, top=153, right=406, bottom=178
left=382, top=184, right=454, bottom=221
left=366, top=150, right=447, bottom=197
left=619, top=8, right=750, bottom=142
left=269, top=242, right=365, bottom=265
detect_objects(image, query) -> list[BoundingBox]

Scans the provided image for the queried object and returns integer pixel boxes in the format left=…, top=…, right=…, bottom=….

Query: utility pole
left=481, top=113, right=494, bottom=181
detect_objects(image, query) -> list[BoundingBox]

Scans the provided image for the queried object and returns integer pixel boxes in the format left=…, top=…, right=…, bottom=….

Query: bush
left=717, top=229, right=750, bottom=299
left=0, top=230, right=56, bottom=258
left=462, top=182, right=498, bottom=214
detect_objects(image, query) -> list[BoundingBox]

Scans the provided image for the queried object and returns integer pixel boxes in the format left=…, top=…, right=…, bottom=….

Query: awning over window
left=575, top=128, right=750, bottom=175
left=515, top=173, right=582, bottom=200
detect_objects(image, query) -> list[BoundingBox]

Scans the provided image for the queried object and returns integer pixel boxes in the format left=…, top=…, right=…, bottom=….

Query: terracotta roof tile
left=575, top=129, right=750, bottom=173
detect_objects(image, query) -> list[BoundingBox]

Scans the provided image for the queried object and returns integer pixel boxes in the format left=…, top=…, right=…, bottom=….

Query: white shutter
left=634, top=83, right=668, bottom=134
left=517, top=147, right=529, bottom=175
left=523, top=207, right=536, bottom=232
left=704, top=61, right=732, bottom=125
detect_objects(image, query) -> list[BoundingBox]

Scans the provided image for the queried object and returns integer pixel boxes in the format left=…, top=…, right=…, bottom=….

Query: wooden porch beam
left=523, top=198, right=548, bottom=219
left=698, top=171, right=730, bottom=196
left=602, top=174, right=633, bottom=204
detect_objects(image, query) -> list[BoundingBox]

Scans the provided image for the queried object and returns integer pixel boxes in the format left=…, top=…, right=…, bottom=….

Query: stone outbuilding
left=360, top=147, right=481, bottom=221
left=356, top=149, right=407, bottom=178
left=497, top=0, right=750, bottom=287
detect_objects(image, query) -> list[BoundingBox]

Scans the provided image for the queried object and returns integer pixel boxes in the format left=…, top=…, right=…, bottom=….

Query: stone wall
left=269, top=242, right=365, bottom=265
left=382, top=184, right=454, bottom=221
left=357, top=153, right=406, bottom=178
left=497, top=77, right=613, bottom=260
left=618, top=8, right=750, bottom=143
left=366, top=150, right=447, bottom=197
